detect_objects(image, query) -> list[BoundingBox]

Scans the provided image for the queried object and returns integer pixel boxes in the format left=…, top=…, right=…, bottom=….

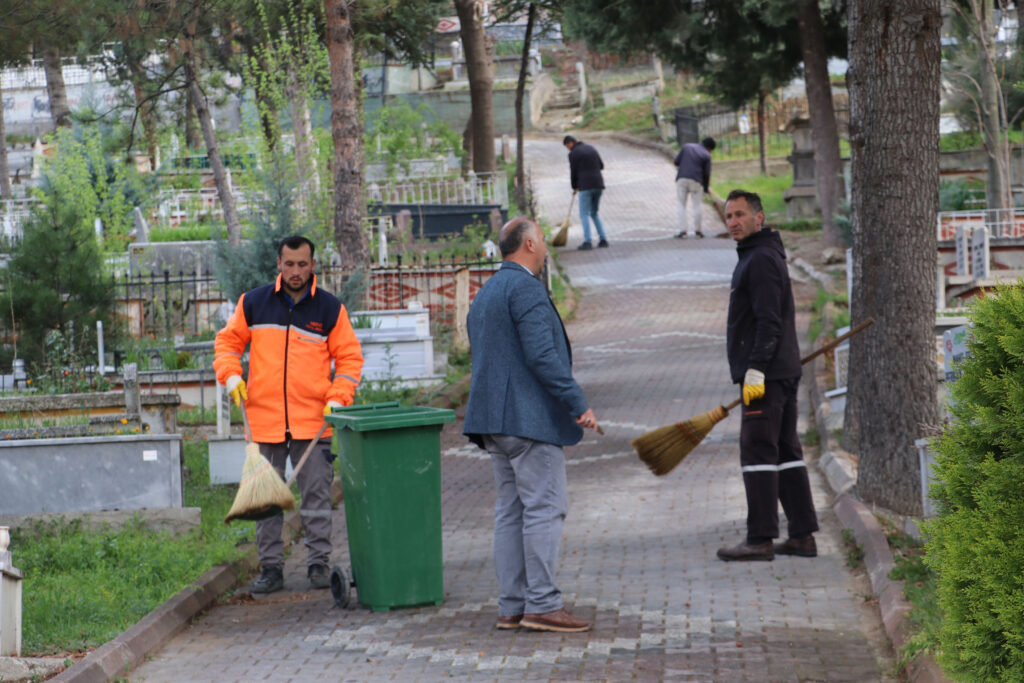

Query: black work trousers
left=739, top=377, right=819, bottom=541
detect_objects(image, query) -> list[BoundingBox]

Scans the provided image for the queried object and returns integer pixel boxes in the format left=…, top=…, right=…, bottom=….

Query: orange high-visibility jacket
left=214, top=273, right=363, bottom=442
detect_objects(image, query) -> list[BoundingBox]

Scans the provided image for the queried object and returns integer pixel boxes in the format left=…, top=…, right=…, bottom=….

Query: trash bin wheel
left=330, top=565, right=350, bottom=609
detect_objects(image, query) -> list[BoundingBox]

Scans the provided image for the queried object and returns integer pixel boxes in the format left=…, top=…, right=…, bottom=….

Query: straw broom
left=632, top=318, right=875, bottom=476
left=224, top=402, right=295, bottom=523
left=551, top=190, right=577, bottom=247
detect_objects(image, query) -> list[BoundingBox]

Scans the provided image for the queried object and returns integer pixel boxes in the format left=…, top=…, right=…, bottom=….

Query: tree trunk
left=454, top=0, right=496, bottom=173
left=845, top=0, right=942, bottom=515
left=324, top=0, right=368, bottom=267
left=42, top=46, right=72, bottom=129
left=976, top=0, right=1012, bottom=211
left=757, top=93, right=767, bottom=175
left=797, top=0, right=844, bottom=246
left=1017, top=0, right=1024, bottom=49
left=514, top=3, right=536, bottom=215
left=0, top=81, right=12, bottom=200
left=181, top=37, right=244, bottom=247
left=184, top=74, right=202, bottom=150
left=127, top=55, right=158, bottom=172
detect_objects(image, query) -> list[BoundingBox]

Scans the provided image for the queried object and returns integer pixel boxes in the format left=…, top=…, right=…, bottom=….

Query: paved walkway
left=129, top=137, right=894, bottom=682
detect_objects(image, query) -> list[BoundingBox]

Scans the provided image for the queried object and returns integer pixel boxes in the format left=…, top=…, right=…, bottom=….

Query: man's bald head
left=498, top=216, right=547, bottom=275
left=499, top=217, right=540, bottom=257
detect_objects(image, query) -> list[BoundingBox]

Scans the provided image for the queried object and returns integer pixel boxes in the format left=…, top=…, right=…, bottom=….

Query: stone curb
left=48, top=479, right=343, bottom=683
left=807, top=333, right=948, bottom=682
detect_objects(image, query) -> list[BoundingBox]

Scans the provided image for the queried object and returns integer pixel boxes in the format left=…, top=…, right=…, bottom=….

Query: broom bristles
left=551, top=223, right=569, bottom=247
left=224, top=443, right=296, bottom=523
left=632, top=405, right=729, bottom=476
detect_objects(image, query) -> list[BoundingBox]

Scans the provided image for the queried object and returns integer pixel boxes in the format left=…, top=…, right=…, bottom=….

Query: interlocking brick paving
left=129, top=137, right=894, bottom=682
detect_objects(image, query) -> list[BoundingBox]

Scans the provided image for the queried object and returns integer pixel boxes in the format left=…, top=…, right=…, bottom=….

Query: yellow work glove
left=323, top=400, right=343, bottom=416
left=225, top=375, right=247, bottom=408
left=742, top=368, right=765, bottom=406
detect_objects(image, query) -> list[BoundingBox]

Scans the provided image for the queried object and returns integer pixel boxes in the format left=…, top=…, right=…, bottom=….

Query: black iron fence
left=104, top=252, right=503, bottom=341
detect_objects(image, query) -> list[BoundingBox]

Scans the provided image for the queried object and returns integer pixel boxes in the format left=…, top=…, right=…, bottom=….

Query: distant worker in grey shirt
left=674, top=137, right=716, bottom=239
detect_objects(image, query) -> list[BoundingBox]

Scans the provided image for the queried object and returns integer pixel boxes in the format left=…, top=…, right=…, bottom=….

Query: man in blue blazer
left=464, top=216, right=600, bottom=633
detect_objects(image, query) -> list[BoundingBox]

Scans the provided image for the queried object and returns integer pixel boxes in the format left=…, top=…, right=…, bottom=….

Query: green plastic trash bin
left=325, top=401, right=455, bottom=612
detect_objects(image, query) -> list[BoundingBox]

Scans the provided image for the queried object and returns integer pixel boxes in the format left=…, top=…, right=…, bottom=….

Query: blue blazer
left=463, top=262, right=588, bottom=447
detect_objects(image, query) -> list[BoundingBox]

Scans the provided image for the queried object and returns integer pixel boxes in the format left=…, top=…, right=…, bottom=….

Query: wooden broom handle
left=721, top=317, right=875, bottom=413
left=800, top=318, right=875, bottom=365
left=285, top=422, right=330, bottom=487
left=240, top=401, right=252, bottom=442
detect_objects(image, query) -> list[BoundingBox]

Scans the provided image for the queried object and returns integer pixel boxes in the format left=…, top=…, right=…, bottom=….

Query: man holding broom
left=717, top=190, right=819, bottom=562
left=464, top=216, right=600, bottom=632
left=215, top=235, right=363, bottom=593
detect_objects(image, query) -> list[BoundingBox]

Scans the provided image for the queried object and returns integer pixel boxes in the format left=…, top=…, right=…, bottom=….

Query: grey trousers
left=256, top=438, right=334, bottom=569
left=483, top=434, right=569, bottom=617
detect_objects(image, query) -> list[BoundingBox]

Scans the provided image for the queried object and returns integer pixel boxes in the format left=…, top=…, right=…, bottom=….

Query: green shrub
left=927, top=282, right=1024, bottom=680
left=938, top=178, right=985, bottom=212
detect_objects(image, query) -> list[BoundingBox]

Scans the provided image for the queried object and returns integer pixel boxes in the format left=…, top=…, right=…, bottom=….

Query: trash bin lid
left=325, top=402, right=456, bottom=432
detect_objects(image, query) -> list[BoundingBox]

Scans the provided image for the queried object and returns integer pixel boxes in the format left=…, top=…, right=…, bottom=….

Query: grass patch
left=841, top=528, right=865, bottom=569
left=877, top=518, right=941, bottom=672
left=774, top=218, right=822, bottom=232
left=807, top=287, right=850, bottom=343
left=711, top=173, right=793, bottom=222
left=13, top=439, right=254, bottom=655
left=579, top=82, right=709, bottom=138
left=940, top=128, right=1023, bottom=152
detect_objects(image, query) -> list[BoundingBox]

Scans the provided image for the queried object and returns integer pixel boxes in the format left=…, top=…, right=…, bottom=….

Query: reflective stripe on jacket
left=214, top=273, right=363, bottom=442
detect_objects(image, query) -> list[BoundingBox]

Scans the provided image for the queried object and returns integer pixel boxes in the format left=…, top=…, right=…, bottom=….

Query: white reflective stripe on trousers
left=740, top=461, right=807, bottom=474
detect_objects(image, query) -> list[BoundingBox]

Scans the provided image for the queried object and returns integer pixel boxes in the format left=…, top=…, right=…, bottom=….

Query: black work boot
left=308, top=563, right=330, bottom=590
left=250, top=565, right=284, bottom=594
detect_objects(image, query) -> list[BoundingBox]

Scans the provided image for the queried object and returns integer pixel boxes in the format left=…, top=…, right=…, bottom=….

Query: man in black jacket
left=563, top=136, right=608, bottom=250
left=717, top=189, right=819, bottom=562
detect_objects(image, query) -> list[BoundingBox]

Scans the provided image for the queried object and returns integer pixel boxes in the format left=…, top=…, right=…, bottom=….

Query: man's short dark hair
left=725, top=189, right=763, bottom=215
left=499, top=217, right=537, bottom=257
left=278, top=235, right=316, bottom=258
left=563, top=135, right=577, bottom=146
left=702, top=137, right=717, bottom=151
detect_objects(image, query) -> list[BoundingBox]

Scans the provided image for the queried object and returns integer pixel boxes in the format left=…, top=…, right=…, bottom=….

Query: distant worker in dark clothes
left=563, top=135, right=608, bottom=250
left=717, top=190, right=819, bottom=562
left=674, top=137, right=716, bottom=239
left=464, top=216, right=600, bottom=632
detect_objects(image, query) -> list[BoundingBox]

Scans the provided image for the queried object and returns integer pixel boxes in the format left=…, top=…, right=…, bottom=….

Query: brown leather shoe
left=716, top=540, right=774, bottom=562
left=495, top=614, right=523, bottom=630
left=774, top=536, right=817, bottom=557
left=521, top=608, right=591, bottom=633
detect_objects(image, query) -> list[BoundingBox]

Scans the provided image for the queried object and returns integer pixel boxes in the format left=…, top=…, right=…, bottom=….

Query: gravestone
left=955, top=225, right=969, bottom=276
left=971, top=226, right=990, bottom=279
left=782, top=117, right=818, bottom=219
left=133, top=207, right=150, bottom=243
left=943, top=324, right=970, bottom=383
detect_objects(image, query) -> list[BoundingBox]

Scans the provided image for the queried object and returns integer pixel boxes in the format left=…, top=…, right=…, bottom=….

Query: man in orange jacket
left=215, top=235, right=363, bottom=593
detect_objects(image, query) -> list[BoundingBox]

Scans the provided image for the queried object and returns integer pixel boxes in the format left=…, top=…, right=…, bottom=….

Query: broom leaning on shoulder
left=632, top=318, right=874, bottom=476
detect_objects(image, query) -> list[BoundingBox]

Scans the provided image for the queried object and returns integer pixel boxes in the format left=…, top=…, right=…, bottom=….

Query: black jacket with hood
left=726, top=228, right=801, bottom=384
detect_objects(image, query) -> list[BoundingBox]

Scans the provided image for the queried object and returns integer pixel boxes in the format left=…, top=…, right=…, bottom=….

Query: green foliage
left=939, top=178, right=986, bottom=212
left=841, top=528, right=864, bottom=568
left=0, top=181, right=115, bottom=368
left=873, top=518, right=943, bottom=671
left=14, top=439, right=251, bottom=655
left=807, top=287, right=849, bottom=342
left=214, top=153, right=313, bottom=301
left=774, top=218, right=822, bottom=232
left=41, top=125, right=147, bottom=254
left=927, top=283, right=1024, bottom=680
left=711, top=173, right=792, bottom=220
left=365, top=100, right=463, bottom=177
left=148, top=225, right=216, bottom=242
